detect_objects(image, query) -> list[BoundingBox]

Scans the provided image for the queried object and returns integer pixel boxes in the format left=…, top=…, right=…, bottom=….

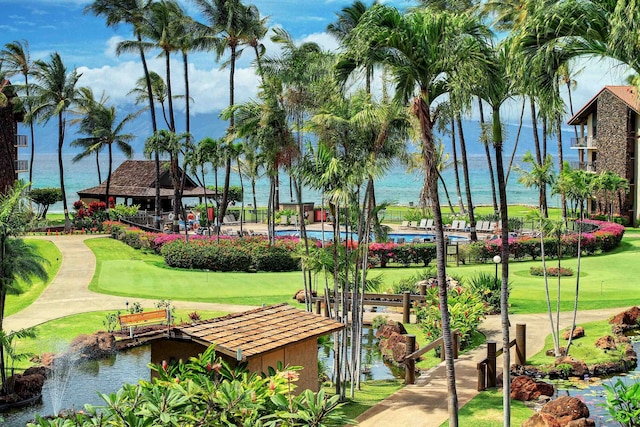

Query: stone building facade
left=0, top=80, right=26, bottom=195
left=568, top=86, right=639, bottom=224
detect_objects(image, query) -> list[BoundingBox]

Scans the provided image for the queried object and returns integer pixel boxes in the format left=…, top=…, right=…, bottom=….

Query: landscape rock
left=540, top=396, right=590, bottom=426
left=594, top=335, right=617, bottom=351
left=292, top=289, right=317, bottom=303
left=546, top=347, right=567, bottom=357
left=375, top=321, right=407, bottom=339
left=522, top=412, right=562, bottom=427
left=12, top=373, right=45, bottom=399
left=566, top=419, right=596, bottom=427
left=68, top=332, right=116, bottom=361
left=561, top=326, right=584, bottom=340
left=552, top=357, right=588, bottom=378
left=609, top=306, right=640, bottom=326
left=511, top=375, right=555, bottom=401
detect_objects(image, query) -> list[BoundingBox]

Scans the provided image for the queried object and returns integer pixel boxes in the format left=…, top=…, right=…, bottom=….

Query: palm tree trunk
left=25, top=74, right=35, bottom=193
left=165, top=52, right=175, bottom=132
left=415, top=95, right=458, bottom=426
left=478, top=99, right=498, bottom=213
left=456, top=114, right=476, bottom=241
left=183, top=51, right=190, bottom=134
left=530, top=98, right=545, bottom=215
left=106, top=143, right=112, bottom=208
left=438, top=172, right=456, bottom=216
left=492, top=105, right=511, bottom=427
left=557, top=119, right=567, bottom=220
left=95, top=152, right=102, bottom=184
left=450, top=118, right=464, bottom=213
left=58, top=113, right=71, bottom=231
left=136, top=31, right=160, bottom=229
left=219, top=45, right=237, bottom=224
left=505, top=99, right=526, bottom=184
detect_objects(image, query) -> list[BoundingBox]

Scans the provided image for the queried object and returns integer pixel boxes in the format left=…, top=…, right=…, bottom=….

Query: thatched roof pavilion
left=77, top=160, right=208, bottom=211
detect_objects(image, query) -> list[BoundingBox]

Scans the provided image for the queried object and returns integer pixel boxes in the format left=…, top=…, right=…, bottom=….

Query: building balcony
left=570, top=137, right=597, bottom=149
left=15, top=135, right=28, bottom=148
left=570, top=160, right=597, bottom=172
left=15, top=159, right=28, bottom=173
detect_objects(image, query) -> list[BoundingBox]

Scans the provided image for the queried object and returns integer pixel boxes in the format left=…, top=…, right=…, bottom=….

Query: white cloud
left=104, top=36, right=124, bottom=60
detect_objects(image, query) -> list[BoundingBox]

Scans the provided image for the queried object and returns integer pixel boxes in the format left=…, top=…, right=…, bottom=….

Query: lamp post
left=493, top=255, right=501, bottom=288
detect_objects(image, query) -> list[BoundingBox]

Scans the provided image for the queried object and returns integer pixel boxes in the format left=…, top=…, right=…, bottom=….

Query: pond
left=2, top=329, right=400, bottom=426
left=551, top=337, right=640, bottom=426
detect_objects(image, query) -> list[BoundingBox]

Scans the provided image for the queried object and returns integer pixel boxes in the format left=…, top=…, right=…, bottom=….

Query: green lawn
left=86, top=238, right=305, bottom=307
left=84, top=235, right=640, bottom=314
left=440, top=390, right=533, bottom=426
left=329, top=379, right=404, bottom=422
left=5, top=239, right=62, bottom=317
left=527, top=319, right=625, bottom=366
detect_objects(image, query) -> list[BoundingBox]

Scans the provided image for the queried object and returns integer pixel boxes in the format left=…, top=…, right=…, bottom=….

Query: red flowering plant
left=72, top=200, right=108, bottom=231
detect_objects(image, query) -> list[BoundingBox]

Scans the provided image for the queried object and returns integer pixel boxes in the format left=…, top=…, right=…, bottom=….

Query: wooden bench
left=118, top=309, right=168, bottom=337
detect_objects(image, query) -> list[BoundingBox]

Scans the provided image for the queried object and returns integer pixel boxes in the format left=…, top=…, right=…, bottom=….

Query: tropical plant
left=601, top=379, right=640, bottom=427
left=28, top=187, right=62, bottom=220
left=0, top=181, right=48, bottom=392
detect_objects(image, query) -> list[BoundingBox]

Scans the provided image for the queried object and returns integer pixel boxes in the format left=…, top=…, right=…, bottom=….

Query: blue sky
left=0, top=0, right=631, bottom=153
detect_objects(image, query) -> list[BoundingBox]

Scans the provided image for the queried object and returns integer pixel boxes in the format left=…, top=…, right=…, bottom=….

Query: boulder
left=566, top=419, right=596, bottom=427
left=12, top=373, right=45, bottom=399
left=609, top=306, right=640, bottom=326
left=561, top=326, right=584, bottom=340
left=68, top=332, right=116, bottom=361
left=540, top=396, right=590, bottom=426
left=594, top=335, right=617, bottom=351
left=292, top=289, right=317, bottom=303
left=510, top=375, right=555, bottom=401
left=375, top=321, right=407, bottom=339
left=522, top=412, right=562, bottom=427
left=553, top=357, right=588, bottom=378
left=379, top=332, right=413, bottom=363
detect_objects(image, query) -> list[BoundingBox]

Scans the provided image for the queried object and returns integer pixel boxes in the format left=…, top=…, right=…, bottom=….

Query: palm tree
left=70, top=87, right=109, bottom=183
left=342, top=5, right=489, bottom=424
left=71, top=97, right=140, bottom=207
left=29, top=53, right=81, bottom=231
left=192, top=0, right=257, bottom=226
left=516, top=151, right=555, bottom=216
left=128, top=71, right=180, bottom=130
left=85, top=0, right=162, bottom=228
left=474, top=41, right=515, bottom=426
left=1, top=40, right=36, bottom=190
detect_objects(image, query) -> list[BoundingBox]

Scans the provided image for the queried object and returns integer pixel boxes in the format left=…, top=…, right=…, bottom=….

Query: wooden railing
left=311, top=291, right=428, bottom=323
left=477, top=323, right=527, bottom=391
left=403, top=329, right=460, bottom=385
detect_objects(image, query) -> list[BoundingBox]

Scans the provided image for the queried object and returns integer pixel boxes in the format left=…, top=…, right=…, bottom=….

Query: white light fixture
left=493, top=255, right=502, bottom=264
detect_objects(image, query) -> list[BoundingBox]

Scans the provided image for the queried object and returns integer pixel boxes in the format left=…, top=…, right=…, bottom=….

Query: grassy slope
left=527, top=319, right=626, bottom=366
left=439, top=390, right=533, bottom=427
left=5, top=239, right=62, bottom=317
left=86, top=238, right=305, bottom=307
left=86, top=235, right=640, bottom=313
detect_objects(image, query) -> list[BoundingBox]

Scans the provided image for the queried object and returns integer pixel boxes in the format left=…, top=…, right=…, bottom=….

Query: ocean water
left=20, top=120, right=577, bottom=213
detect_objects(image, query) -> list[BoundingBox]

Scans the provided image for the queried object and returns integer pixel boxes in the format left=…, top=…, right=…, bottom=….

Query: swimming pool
left=274, top=229, right=469, bottom=242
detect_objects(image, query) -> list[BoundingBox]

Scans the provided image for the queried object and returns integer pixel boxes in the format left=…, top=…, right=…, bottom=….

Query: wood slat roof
left=174, top=303, right=344, bottom=360
left=77, top=160, right=206, bottom=199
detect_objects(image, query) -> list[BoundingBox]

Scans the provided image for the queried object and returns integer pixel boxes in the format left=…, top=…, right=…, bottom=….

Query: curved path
left=4, top=235, right=254, bottom=331
left=5, top=235, right=630, bottom=426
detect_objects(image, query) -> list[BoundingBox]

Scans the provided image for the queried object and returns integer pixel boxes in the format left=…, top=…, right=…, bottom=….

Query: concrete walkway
left=5, top=235, right=630, bottom=426
left=356, top=308, right=627, bottom=426
left=4, top=235, right=255, bottom=331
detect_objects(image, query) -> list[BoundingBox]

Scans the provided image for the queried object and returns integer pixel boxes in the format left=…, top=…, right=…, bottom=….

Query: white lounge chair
left=475, top=221, right=486, bottom=232
left=449, top=220, right=459, bottom=230
left=400, top=220, right=410, bottom=229
left=279, top=215, right=288, bottom=226
left=456, top=220, right=467, bottom=231
left=416, top=218, right=428, bottom=229
left=424, top=218, right=434, bottom=230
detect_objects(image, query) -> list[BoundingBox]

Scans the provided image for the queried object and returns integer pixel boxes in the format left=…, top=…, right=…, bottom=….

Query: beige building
left=150, top=303, right=344, bottom=392
left=568, top=85, right=639, bottom=223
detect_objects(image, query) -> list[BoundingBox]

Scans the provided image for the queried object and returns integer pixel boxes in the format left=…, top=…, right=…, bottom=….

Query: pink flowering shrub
left=367, top=242, right=436, bottom=268
left=480, top=219, right=625, bottom=262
